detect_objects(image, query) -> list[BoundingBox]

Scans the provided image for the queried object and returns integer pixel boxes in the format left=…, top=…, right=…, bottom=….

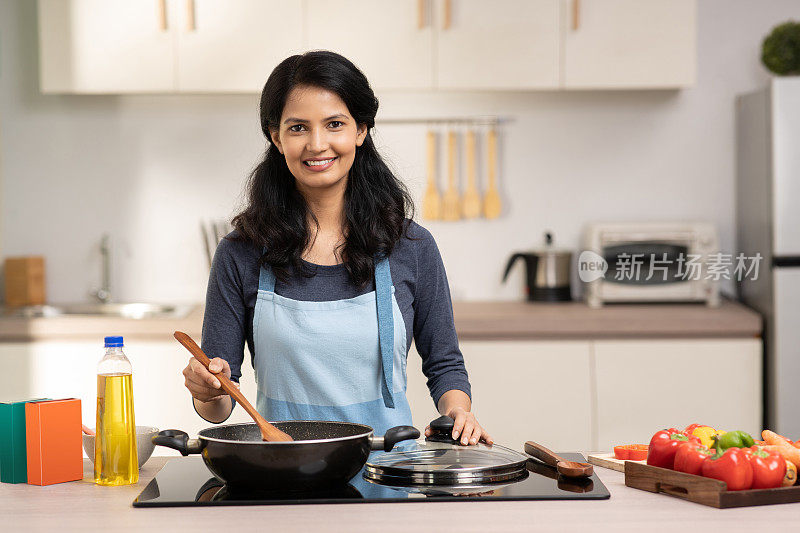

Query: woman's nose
left=306, top=128, right=330, bottom=152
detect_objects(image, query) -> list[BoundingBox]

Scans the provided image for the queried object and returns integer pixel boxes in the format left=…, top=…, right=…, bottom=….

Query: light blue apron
left=252, top=255, right=414, bottom=436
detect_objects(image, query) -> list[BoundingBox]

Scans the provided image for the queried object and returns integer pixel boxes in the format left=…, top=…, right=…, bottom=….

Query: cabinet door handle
left=186, top=0, right=196, bottom=31
left=418, top=0, right=425, bottom=29
left=572, top=0, right=580, bottom=30
left=443, top=0, right=451, bottom=30
left=158, top=0, right=168, bottom=31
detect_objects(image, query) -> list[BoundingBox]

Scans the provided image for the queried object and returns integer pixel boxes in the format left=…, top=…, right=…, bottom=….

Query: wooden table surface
left=2, top=456, right=797, bottom=532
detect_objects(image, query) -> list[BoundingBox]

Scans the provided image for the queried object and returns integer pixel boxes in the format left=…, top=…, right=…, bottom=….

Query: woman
left=183, top=50, right=491, bottom=446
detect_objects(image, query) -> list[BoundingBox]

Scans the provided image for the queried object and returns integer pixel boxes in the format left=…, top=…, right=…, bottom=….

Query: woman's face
left=270, top=85, right=367, bottom=194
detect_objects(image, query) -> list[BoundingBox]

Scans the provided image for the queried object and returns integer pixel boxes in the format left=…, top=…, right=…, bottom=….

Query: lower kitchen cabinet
left=406, top=340, right=594, bottom=452
left=409, top=337, right=762, bottom=452
left=0, top=340, right=260, bottom=453
left=0, top=335, right=761, bottom=454
left=593, top=339, right=762, bottom=450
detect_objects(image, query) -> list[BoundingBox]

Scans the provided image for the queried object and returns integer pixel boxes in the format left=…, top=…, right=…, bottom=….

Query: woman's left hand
left=424, top=406, right=493, bottom=446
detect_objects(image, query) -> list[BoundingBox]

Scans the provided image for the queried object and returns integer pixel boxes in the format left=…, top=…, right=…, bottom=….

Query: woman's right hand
left=182, top=356, right=233, bottom=402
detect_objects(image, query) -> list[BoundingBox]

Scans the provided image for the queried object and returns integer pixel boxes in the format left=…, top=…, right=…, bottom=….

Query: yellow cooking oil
left=94, top=336, right=138, bottom=486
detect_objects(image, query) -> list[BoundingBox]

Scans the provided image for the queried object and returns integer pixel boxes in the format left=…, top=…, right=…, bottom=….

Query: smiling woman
left=186, top=50, right=491, bottom=447
left=272, top=89, right=367, bottom=218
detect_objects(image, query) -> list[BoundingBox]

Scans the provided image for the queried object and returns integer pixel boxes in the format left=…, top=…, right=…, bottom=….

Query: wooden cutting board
left=587, top=453, right=646, bottom=473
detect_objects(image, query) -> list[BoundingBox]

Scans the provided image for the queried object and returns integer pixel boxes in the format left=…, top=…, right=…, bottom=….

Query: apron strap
left=258, top=252, right=277, bottom=292
left=374, top=256, right=395, bottom=408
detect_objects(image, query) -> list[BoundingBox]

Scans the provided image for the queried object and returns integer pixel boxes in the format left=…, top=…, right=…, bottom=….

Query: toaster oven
left=581, top=222, right=721, bottom=307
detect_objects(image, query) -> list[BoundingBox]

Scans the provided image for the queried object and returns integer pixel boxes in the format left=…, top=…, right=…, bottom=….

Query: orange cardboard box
left=25, top=399, right=83, bottom=485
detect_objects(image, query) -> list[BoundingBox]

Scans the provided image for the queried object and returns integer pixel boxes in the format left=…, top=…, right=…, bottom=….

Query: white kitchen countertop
left=0, top=299, right=762, bottom=342
left=1, top=456, right=796, bottom=532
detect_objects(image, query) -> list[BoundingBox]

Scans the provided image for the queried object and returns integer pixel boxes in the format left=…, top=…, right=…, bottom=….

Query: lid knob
left=427, top=415, right=463, bottom=444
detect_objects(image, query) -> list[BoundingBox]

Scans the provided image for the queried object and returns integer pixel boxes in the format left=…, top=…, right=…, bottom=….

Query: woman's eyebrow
left=283, top=114, right=348, bottom=124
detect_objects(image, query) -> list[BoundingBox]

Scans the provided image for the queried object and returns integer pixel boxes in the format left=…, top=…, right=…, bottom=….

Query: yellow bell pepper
left=692, top=426, right=725, bottom=448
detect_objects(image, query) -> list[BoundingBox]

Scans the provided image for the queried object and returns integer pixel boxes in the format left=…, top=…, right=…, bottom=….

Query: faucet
left=91, top=234, right=112, bottom=303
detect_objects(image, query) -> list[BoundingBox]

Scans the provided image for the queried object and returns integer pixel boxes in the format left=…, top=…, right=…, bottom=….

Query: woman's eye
left=289, top=124, right=305, bottom=132
left=329, top=121, right=343, bottom=128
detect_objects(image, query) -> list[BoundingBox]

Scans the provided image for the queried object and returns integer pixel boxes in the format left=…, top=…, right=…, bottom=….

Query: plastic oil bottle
left=94, top=335, right=138, bottom=485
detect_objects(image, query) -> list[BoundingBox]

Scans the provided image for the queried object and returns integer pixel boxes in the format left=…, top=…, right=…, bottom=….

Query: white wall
left=1, top=0, right=797, bottom=304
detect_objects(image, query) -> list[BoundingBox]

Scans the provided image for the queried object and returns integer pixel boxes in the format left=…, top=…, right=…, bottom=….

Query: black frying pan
left=153, top=421, right=419, bottom=489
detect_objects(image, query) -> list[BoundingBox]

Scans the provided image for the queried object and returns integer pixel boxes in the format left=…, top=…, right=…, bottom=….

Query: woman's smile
left=302, top=156, right=338, bottom=171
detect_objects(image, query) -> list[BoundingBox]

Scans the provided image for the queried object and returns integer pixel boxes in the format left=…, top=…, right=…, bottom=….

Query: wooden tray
left=625, top=461, right=800, bottom=508
left=587, top=453, right=645, bottom=473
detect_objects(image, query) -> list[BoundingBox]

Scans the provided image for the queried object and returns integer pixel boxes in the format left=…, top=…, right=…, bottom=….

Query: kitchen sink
left=3, top=303, right=196, bottom=319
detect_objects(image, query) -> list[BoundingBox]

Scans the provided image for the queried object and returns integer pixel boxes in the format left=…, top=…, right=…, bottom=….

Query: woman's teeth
left=304, top=158, right=336, bottom=166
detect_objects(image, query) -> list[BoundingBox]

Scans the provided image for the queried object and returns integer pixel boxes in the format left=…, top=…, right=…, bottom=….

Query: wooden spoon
left=422, top=130, right=441, bottom=220
left=461, top=128, right=481, bottom=219
left=173, top=331, right=293, bottom=442
left=441, top=129, right=461, bottom=221
left=524, top=440, right=593, bottom=478
left=483, top=127, right=502, bottom=219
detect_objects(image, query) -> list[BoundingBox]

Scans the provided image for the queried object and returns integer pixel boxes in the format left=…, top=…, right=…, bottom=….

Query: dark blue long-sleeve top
left=200, top=219, right=471, bottom=409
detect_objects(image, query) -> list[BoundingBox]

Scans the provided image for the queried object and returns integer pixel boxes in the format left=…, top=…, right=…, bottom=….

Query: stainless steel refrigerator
left=737, top=78, right=800, bottom=438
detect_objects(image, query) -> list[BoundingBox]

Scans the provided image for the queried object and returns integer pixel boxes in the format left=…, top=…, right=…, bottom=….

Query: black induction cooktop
left=132, top=453, right=610, bottom=507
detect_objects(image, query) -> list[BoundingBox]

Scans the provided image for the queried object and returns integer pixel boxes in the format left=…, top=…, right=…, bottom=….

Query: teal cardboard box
left=0, top=399, right=48, bottom=483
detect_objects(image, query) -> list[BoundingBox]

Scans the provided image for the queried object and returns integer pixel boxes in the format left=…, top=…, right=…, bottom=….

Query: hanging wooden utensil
left=442, top=128, right=461, bottom=221
left=483, top=127, right=502, bottom=219
left=422, top=130, right=441, bottom=220
left=173, top=331, right=293, bottom=442
left=461, top=128, right=481, bottom=219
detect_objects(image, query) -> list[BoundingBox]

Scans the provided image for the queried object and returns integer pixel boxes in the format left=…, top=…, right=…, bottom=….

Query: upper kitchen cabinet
left=176, top=0, right=303, bottom=92
left=38, top=0, right=302, bottom=94
left=38, top=0, right=175, bottom=93
left=562, top=0, right=696, bottom=89
left=38, top=0, right=697, bottom=93
left=305, top=0, right=433, bottom=90
left=435, top=0, right=561, bottom=90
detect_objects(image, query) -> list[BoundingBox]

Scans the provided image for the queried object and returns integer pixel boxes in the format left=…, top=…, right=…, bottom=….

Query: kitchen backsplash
left=1, top=0, right=795, bottom=303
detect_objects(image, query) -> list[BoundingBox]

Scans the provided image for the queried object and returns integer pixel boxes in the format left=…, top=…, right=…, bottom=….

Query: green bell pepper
left=713, top=430, right=755, bottom=452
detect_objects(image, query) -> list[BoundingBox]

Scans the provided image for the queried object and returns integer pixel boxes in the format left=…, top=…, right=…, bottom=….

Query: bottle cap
left=104, top=336, right=124, bottom=347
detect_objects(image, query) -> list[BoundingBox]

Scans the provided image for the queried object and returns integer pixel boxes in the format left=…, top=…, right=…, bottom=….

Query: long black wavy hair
left=232, top=51, right=414, bottom=287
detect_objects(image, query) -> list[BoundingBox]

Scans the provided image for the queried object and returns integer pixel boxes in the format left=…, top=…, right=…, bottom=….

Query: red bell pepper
left=673, top=442, right=714, bottom=476
left=747, top=446, right=786, bottom=489
left=701, top=448, right=753, bottom=491
left=684, top=423, right=703, bottom=436
left=647, top=429, right=698, bottom=469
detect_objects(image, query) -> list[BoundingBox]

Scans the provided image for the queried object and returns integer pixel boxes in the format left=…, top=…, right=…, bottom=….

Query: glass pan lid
left=364, top=440, right=529, bottom=486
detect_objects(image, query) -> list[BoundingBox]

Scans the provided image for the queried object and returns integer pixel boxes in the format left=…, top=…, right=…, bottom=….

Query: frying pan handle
left=152, top=430, right=203, bottom=456
left=371, top=425, right=420, bottom=451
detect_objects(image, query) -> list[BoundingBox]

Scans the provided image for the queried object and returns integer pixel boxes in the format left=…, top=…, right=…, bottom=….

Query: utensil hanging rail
left=375, top=116, right=509, bottom=126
